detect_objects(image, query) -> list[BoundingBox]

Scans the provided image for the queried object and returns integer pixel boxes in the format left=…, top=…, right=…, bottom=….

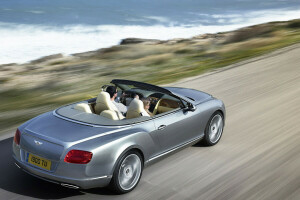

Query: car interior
left=72, top=84, right=184, bottom=121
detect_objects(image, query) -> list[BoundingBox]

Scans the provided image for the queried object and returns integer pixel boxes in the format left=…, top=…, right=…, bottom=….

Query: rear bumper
left=13, top=156, right=112, bottom=189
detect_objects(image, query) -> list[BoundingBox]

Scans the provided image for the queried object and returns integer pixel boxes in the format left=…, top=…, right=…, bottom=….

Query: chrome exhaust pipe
left=14, top=162, right=79, bottom=189
left=61, top=183, right=80, bottom=189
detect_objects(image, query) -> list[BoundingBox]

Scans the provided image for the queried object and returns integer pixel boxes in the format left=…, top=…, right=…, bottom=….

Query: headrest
left=96, top=91, right=110, bottom=103
left=94, top=91, right=125, bottom=120
left=126, top=99, right=150, bottom=119
left=95, top=92, right=118, bottom=111
left=73, top=103, right=92, bottom=113
left=100, top=110, right=119, bottom=120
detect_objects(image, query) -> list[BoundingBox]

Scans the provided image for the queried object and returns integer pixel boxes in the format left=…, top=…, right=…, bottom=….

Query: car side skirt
left=144, top=134, right=204, bottom=166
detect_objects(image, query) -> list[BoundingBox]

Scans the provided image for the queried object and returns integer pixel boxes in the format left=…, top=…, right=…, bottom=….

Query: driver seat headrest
left=95, top=92, right=124, bottom=120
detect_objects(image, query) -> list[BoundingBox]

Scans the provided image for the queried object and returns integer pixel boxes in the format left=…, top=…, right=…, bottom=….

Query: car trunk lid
left=21, top=131, right=64, bottom=161
left=19, top=112, right=123, bottom=172
left=23, top=112, right=120, bottom=144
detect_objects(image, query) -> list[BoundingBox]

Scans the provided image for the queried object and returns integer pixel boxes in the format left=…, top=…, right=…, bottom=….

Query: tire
left=202, top=111, right=224, bottom=146
left=109, top=150, right=143, bottom=194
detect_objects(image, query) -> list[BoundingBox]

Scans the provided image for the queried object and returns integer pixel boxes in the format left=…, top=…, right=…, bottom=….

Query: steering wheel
left=119, top=90, right=126, bottom=104
left=153, top=99, right=173, bottom=115
left=152, top=99, right=162, bottom=115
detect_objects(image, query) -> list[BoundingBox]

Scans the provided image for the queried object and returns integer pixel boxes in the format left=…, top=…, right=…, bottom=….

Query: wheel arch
left=111, top=144, right=145, bottom=175
left=216, top=109, right=225, bottom=126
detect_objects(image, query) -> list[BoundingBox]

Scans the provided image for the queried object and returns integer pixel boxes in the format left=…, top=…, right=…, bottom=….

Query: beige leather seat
left=95, top=91, right=124, bottom=120
left=100, top=110, right=119, bottom=120
left=73, top=102, right=92, bottom=113
left=126, top=99, right=150, bottom=119
left=95, top=92, right=114, bottom=114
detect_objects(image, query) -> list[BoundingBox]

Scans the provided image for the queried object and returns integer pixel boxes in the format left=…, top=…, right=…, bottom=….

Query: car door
left=152, top=105, right=201, bottom=153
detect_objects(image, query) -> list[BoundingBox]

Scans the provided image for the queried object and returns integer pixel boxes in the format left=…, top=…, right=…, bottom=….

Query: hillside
left=1, top=19, right=300, bottom=134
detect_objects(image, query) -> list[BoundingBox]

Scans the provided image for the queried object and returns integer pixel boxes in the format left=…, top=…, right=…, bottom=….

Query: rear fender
left=68, top=126, right=156, bottom=177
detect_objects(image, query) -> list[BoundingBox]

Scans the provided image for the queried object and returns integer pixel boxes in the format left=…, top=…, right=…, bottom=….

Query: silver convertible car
left=12, top=79, right=225, bottom=194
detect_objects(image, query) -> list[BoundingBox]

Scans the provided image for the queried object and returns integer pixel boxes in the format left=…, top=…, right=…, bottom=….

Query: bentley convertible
left=12, top=79, right=225, bottom=193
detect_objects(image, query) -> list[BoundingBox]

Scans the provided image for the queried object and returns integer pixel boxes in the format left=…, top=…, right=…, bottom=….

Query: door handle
left=157, top=125, right=166, bottom=130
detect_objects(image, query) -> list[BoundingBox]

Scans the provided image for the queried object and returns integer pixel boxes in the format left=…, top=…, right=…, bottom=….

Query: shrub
left=225, top=25, right=273, bottom=43
left=287, top=20, right=300, bottom=28
left=174, top=48, right=193, bottom=54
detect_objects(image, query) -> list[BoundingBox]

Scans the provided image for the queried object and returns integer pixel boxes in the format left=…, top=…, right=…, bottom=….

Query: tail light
left=14, top=129, right=21, bottom=145
left=64, top=150, right=93, bottom=164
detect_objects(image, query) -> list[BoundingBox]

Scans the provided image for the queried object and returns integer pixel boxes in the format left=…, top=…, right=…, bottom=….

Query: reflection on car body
left=12, top=79, right=225, bottom=194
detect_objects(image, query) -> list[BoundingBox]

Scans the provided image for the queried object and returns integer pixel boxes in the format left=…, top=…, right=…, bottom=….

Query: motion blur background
left=1, top=1, right=300, bottom=199
left=1, top=0, right=300, bottom=135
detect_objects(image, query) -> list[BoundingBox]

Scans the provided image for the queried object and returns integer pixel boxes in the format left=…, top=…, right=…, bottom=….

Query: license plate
left=27, top=153, right=51, bottom=171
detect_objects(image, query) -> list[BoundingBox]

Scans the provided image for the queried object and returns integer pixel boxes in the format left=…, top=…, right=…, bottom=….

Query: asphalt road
left=1, top=44, right=300, bottom=200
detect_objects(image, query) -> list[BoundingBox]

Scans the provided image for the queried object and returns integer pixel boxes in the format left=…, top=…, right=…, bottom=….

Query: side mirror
left=184, top=103, right=196, bottom=112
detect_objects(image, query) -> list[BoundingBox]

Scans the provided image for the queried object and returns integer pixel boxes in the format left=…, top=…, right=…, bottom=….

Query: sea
left=0, top=0, right=299, bottom=64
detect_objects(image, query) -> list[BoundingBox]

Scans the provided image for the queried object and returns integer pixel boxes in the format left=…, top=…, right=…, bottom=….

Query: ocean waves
left=0, top=8, right=299, bottom=64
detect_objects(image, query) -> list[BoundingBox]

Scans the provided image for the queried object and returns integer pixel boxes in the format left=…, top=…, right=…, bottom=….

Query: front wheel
left=110, top=151, right=143, bottom=194
left=202, top=111, right=224, bottom=146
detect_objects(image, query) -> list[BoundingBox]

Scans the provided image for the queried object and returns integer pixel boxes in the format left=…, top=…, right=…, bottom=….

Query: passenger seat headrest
left=126, top=98, right=150, bottom=119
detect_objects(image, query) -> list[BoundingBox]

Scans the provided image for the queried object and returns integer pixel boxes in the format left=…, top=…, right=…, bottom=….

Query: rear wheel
left=202, top=111, right=224, bottom=146
left=110, top=151, right=143, bottom=194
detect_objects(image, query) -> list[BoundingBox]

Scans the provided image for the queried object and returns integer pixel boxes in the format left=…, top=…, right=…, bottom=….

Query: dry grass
left=1, top=19, right=300, bottom=134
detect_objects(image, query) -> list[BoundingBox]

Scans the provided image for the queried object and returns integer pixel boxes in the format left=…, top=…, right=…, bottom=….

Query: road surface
left=1, top=44, right=299, bottom=200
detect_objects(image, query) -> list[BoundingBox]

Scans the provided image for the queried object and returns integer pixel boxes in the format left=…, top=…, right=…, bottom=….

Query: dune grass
left=1, top=19, right=300, bottom=134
